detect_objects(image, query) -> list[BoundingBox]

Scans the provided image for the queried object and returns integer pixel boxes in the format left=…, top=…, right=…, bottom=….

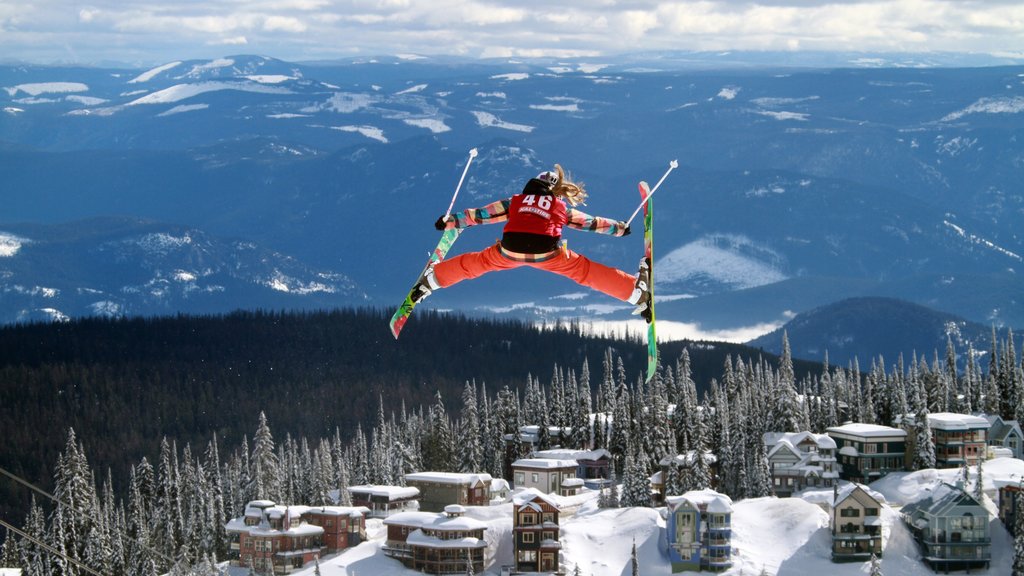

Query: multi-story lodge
left=984, top=414, right=1024, bottom=460
left=826, top=423, right=907, bottom=483
left=830, top=483, right=884, bottom=562
left=665, top=489, right=734, bottom=573
left=900, top=413, right=989, bottom=468
left=347, top=484, right=420, bottom=518
left=512, top=458, right=580, bottom=496
left=382, top=505, right=488, bottom=574
left=225, top=500, right=368, bottom=575
left=404, top=471, right=494, bottom=512
left=512, top=488, right=564, bottom=574
left=988, top=456, right=1024, bottom=536
left=533, top=448, right=612, bottom=489
left=900, top=482, right=991, bottom=573
left=764, top=431, right=839, bottom=497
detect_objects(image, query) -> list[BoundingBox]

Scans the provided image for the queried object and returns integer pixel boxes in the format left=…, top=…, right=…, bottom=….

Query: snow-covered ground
left=227, top=459, right=1024, bottom=576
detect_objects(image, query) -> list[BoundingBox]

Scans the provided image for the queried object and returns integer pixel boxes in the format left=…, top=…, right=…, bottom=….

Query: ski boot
left=410, top=265, right=441, bottom=304
left=629, top=258, right=652, bottom=323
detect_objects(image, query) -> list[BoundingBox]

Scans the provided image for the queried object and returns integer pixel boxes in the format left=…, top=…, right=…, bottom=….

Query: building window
left=532, top=473, right=539, bottom=483
left=840, top=508, right=860, bottom=517
left=523, top=532, right=535, bottom=543
left=521, top=513, right=536, bottom=525
left=515, top=472, right=525, bottom=485
left=519, top=550, right=537, bottom=563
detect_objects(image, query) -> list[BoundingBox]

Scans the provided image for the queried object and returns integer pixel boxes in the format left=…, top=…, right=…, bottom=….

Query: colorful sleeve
left=566, top=207, right=628, bottom=236
left=451, top=199, right=511, bottom=228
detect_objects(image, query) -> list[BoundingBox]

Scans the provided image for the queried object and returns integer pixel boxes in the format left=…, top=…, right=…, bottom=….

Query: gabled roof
left=901, top=482, right=985, bottom=519
left=834, top=483, right=885, bottom=508
left=512, top=487, right=561, bottom=510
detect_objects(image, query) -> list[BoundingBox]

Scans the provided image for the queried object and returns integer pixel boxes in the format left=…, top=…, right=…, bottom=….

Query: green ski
left=638, top=181, right=656, bottom=382
left=389, top=227, right=461, bottom=339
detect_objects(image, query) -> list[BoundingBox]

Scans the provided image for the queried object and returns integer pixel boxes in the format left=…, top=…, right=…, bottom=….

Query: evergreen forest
left=1, top=307, right=1022, bottom=576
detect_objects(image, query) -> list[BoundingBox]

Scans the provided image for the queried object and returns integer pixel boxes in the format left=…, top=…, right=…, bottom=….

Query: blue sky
left=2, top=0, right=1024, bottom=66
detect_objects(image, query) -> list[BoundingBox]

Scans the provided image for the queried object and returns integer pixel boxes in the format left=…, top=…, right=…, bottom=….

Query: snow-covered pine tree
left=460, top=381, right=483, bottom=472
left=50, top=428, right=98, bottom=576
left=1000, top=330, right=1021, bottom=421
left=0, top=528, right=16, bottom=568
left=912, top=409, right=936, bottom=471
left=691, top=404, right=712, bottom=490
left=620, top=446, right=651, bottom=508
left=348, top=424, right=369, bottom=487
left=575, top=361, right=593, bottom=449
left=250, top=412, right=281, bottom=501
left=609, top=362, right=632, bottom=475
left=974, top=452, right=986, bottom=502
left=423, top=391, right=457, bottom=472
left=17, top=496, right=48, bottom=576
left=646, top=367, right=673, bottom=471
left=368, top=397, right=394, bottom=485
left=965, top=342, right=982, bottom=413
left=773, top=331, right=801, bottom=432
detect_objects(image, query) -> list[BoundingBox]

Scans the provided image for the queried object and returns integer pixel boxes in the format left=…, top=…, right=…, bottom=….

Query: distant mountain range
left=1, top=53, right=1022, bottom=360
left=746, top=296, right=995, bottom=367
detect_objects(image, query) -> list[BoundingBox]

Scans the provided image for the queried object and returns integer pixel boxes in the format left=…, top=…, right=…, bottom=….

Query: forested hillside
left=2, top=308, right=1022, bottom=576
left=0, top=308, right=798, bottom=521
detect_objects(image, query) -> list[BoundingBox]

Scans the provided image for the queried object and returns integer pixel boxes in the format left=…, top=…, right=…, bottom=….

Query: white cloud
left=5, top=1, right=1024, bottom=64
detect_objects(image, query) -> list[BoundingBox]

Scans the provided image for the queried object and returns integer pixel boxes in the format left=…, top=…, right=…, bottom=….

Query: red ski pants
left=432, top=242, right=636, bottom=302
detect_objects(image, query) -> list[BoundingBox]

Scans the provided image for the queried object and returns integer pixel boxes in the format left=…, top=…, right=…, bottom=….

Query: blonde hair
left=551, top=164, right=588, bottom=206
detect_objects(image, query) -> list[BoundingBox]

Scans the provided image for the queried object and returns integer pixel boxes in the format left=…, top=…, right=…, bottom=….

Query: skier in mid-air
left=411, top=164, right=652, bottom=320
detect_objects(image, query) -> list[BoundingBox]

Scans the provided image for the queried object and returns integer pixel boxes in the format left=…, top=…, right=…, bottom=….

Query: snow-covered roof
left=305, top=505, right=370, bottom=518
left=765, top=431, right=837, bottom=451
left=659, top=450, right=719, bottom=467
left=383, top=511, right=440, bottom=526
left=839, top=446, right=859, bottom=457
left=405, top=471, right=492, bottom=485
left=534, top=448, right=611, bottom=461
left=982, top=456, right=1024, bottom=489
left=562, top=478, right=585, bottom=487
left=512, top=487, right=561, bottom=509
left=665, top=489, right=733, bottom=513
left=901, top=482, right=985, bottom=518
left=406, top=529, right=486, bottom=548
left=827, top=423, right=906, bottom=438
left=833, top=482, right=887, bottom=507
left=897, top=412, right=990, bottom=430
left=513, top=458, right=578, bottom=470
left=383, top=509, right=487, bottom=531
left=925, top=412, right=990, bottom=430
left=348, top=484, right=420, bottom=499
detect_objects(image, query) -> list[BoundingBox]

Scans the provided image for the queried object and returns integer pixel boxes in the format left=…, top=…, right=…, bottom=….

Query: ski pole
left=625, top=159, right=678, bottom=227
left=444, top=148, right=479, bottom=218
